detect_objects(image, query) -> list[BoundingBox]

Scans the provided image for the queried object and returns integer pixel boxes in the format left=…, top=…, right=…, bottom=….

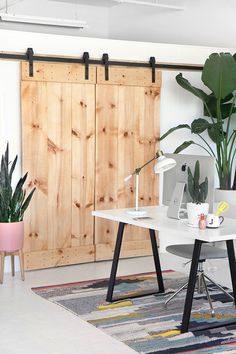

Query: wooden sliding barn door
left=95, top=67, right=161, bottom=260
left=21, top=62, right=161, bottom=269
left=21, top=62, right=96, bottom=270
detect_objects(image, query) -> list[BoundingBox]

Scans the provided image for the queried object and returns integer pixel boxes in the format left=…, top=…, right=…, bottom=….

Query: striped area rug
left=32, top=271, right=236, bottom=353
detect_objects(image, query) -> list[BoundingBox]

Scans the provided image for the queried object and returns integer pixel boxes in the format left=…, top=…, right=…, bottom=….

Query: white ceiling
left=0, top=0, right=235, bottom=48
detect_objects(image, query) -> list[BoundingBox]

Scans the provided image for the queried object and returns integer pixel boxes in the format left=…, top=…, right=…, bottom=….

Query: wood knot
left=29, top=232, right=38, bottom=238
left=80, top=101, right=87, bottom=107
left=28, top=180, right=34, bottom=188
left=99, top=197, right=105, bottom=202
left=83, top=234, right=87, bottom=238
left=28, top=178, right=47, bottom=195
left=124, top=131, right=128, bottom=137
left=106, top=229, right=110, bottom=234
left=32, top=123, right=39, bottom=129
left=86, top=133, right=93, bottom=140
left=109, top=197, right=114, bottom=202
left=47, top=138, right=63, bottom=154
left=72, top=129, right=80, bottom=138
left=102, top=127, right=106, bottom=133
left=58, top=249, right=63, bottom=254
left=110, top=103, right=116, bottom=108
left=74, top=202, right=80, bottom=208
left=109, top=162, right=113, bottom=168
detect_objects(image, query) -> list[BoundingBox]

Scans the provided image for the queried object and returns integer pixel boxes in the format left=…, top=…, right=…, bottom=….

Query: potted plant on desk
left=187, top=160, right=209, bottom=227
left=160, top=52, right=236, bottom=214
left=0, top=143, right=36, bottom=282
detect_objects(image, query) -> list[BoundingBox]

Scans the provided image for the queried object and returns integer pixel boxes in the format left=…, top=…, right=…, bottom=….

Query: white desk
left=93, top=205, right=236, bottom=243
left=92, top=205, right=236, bottom=333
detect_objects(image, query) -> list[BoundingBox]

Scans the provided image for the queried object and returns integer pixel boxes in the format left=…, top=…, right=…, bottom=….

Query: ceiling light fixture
left=0, top=13, right=87, bottom=28
left=113, top=0, right=184, bottom=10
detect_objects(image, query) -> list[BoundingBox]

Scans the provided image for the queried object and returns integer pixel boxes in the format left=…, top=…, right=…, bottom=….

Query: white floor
left=0, top=253, right=233, bottom=354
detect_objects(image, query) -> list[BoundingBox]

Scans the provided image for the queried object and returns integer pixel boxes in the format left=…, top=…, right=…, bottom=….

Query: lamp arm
left=133, top=151, right=162, bottom=175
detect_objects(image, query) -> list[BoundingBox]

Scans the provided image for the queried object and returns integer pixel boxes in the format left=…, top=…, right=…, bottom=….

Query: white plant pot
left=187, top=202, right=209, bottom=228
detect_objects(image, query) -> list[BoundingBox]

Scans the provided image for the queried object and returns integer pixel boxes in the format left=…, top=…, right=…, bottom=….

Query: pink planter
left=0, top=221, right=24, bottom=252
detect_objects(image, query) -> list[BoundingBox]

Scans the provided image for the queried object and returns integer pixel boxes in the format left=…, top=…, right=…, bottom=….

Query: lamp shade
left=154, top=155, right=176, bottom=173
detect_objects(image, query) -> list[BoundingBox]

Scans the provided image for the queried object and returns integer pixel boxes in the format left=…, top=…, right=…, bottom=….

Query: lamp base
left=126, top=209, right=147, bottom=216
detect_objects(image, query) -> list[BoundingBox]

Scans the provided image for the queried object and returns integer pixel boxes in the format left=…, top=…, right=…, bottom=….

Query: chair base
left=0, top=250, right=25, bottom=284
left=165, top=267, right=234, bottom=317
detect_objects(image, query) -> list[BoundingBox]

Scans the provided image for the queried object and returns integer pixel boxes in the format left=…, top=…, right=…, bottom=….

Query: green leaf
left=207, top=123, right=225, bottom=143
left=176, top=73, right=208, bottom=102
left=4, top=143, right=9, bottom=172
left=194, top=161, right=200, bottom=184
left=11, top=173, right=28, bottom=208
left=174, top=140, right=195, bottom=154
left=202, top=53, right=236, bottom=99
left=187, top=167, right=194, bottom=201
left=204, top=93, right=236, bottom=119
left=20, top=188, right=36, bottom=219
left=191, top=118, right=210, bottom=134
left=222, top=93, right=234, bottom=103
left=9, top=156, right=17, bottom=184
left=159, top=124, right=190, bottom=141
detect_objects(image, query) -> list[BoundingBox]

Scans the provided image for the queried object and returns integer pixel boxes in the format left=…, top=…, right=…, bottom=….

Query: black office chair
left=165, top=244, right=234, bottom=317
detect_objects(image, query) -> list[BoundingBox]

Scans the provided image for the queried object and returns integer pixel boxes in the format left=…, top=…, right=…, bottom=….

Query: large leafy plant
left=0, top=144, right=36, bottom=222
left=160, top=53, right=236, bottom=190
left=187, top=160, right=208, bottom=204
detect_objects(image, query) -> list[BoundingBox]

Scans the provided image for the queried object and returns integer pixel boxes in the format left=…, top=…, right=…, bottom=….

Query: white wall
left=0, top=29, right=233, bottom=271
left=1, top=0, right=236, bottom=47
left=109, top=0, right=236, bottom=47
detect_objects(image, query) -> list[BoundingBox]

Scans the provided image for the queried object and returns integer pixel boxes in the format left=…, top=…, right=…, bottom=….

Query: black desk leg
left=149, top=229, right=164, bottom=293
left=226, top=240, right=236, bottom=305
left=181, top=239, right=203, bottom=333
left=106, top=222, right=125, bottom=302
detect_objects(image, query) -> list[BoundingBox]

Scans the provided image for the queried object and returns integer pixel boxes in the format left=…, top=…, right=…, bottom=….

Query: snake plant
left=187, top=160, right=208, bottom=204
left=0, top=143, right=36, bottom=222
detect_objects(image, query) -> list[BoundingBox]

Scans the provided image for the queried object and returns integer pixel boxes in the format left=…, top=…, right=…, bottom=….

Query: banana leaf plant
left=160, top=53, right=236, bottom=190
left=0, top=143, right=36, bottom=222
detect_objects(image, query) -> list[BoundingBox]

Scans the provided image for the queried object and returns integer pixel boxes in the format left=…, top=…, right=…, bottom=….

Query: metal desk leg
left=106, top=222, right=125, bottom=302
left=149, top=229, right=164, bottom=293
left=226, top=240, right=236, bottom=305
left=106, top=225, right=165, bottom=302
left=181, top=239, right=203, bottom=333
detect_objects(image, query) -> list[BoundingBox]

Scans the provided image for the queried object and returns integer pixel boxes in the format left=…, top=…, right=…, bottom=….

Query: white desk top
left=92, top=205, right=236, bottom=243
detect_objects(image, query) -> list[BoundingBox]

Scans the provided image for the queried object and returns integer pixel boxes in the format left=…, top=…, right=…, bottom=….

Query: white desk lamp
left=124, top=150, right=176, bottom=216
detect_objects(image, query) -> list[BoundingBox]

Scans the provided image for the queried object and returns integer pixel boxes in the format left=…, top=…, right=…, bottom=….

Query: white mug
left=206, top=214, right=224, bottom=228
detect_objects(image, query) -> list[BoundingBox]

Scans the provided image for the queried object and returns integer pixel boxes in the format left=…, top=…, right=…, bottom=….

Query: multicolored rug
left=32, top=271, right=236, bottom=353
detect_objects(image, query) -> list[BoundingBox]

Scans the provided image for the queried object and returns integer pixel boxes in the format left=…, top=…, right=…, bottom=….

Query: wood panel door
left=21, top=62, right=96, bottom=270
left=95, top=67, right=161, bottom=260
